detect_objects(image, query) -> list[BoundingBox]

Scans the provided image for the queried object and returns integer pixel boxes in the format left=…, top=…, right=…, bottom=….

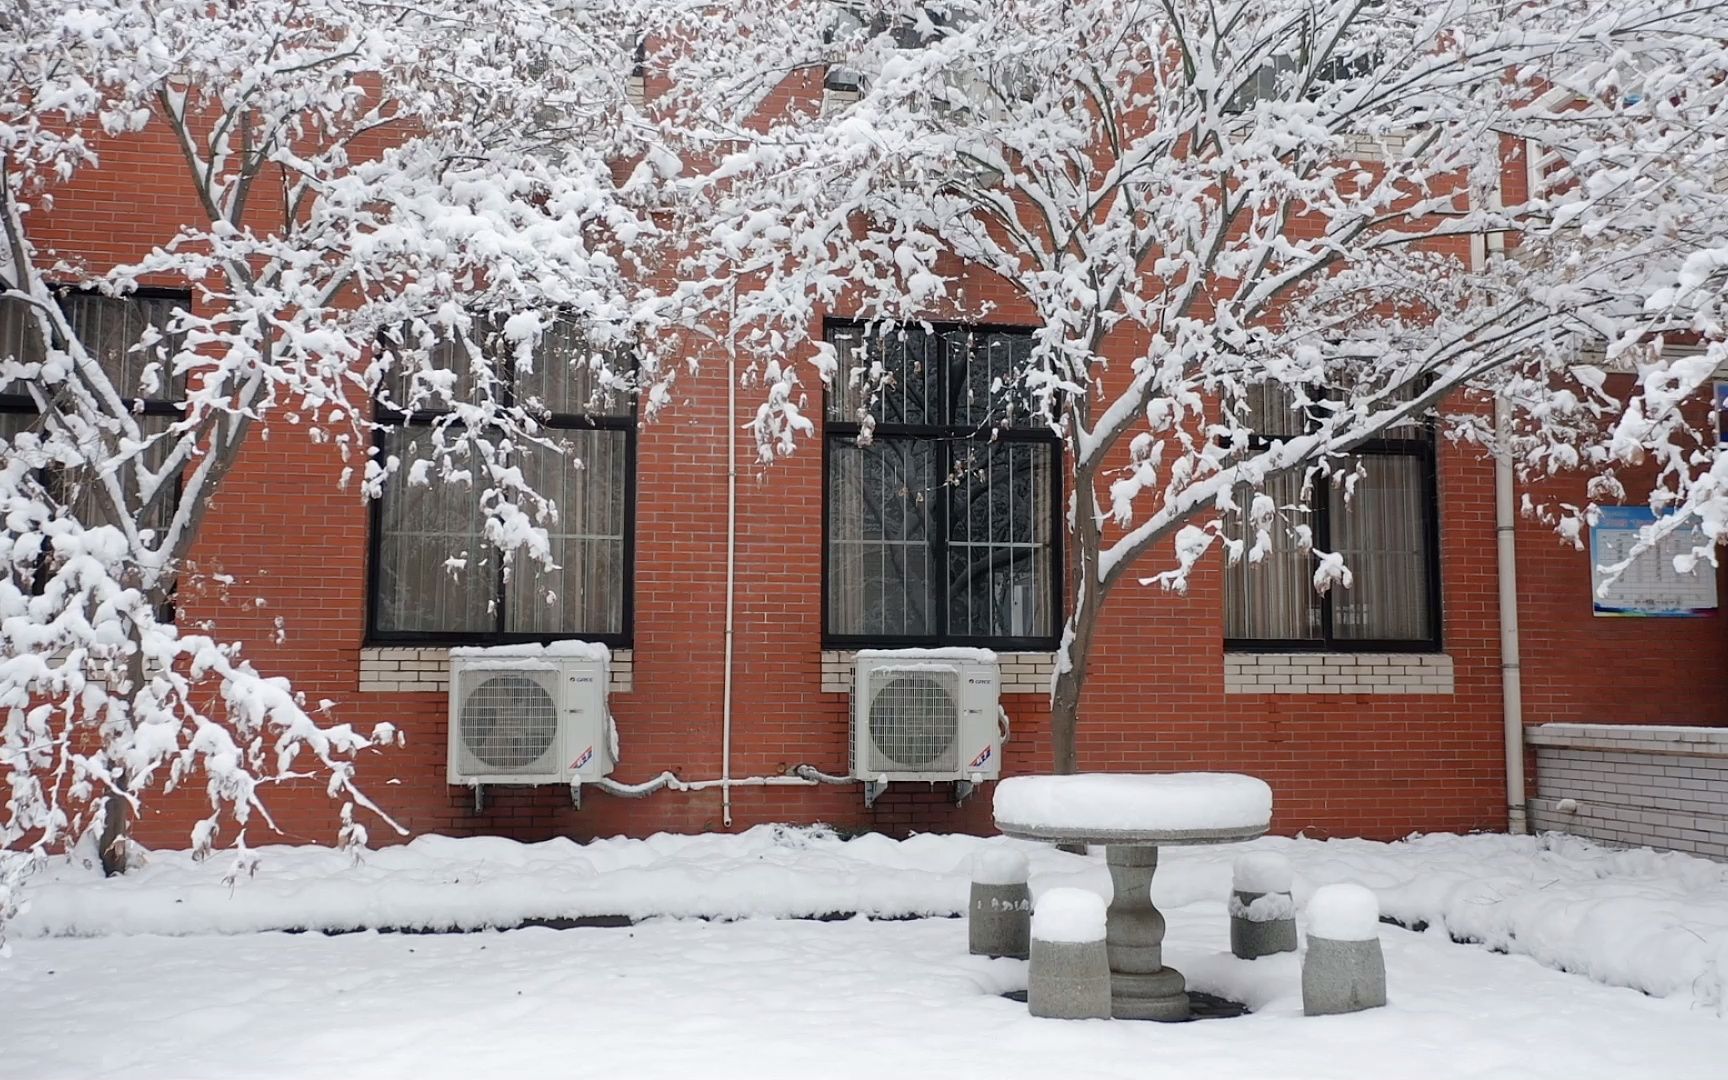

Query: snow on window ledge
left=1223, top=652, right=1453, bottom=696
left=359, top=647, right=633, bottom=694
left=820, top=649, right=1053, bottom=695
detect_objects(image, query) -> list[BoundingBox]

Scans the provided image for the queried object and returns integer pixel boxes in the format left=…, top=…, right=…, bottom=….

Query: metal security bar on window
left=823, top=320, right=1061, bottom=649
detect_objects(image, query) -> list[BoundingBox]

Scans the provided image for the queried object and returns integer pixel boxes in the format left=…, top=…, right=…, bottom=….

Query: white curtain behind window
left=1224, top=470, right=1321, bottom=640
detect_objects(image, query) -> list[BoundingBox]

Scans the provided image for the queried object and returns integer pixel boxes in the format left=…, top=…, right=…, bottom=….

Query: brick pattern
left=1339, top=132, right=1410, bottom=162
left=1513, top=373, right=1728, bottom=731
left=40, top=99, right=1587, bottom=849
left=1223, top=652, right=1455, bottom=695
left=822, top=88, right=861, bottom=116
left=359, top=647, right=635, bottom=694
left=1529, top=724, right=1728, bottom=860
left=819, top=650, right=1055, bottom=695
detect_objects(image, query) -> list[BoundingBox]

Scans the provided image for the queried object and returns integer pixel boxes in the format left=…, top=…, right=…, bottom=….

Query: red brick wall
left=21, top=124, right=1723, bottom=856
left=1516, top=456, right=1728, bottom=730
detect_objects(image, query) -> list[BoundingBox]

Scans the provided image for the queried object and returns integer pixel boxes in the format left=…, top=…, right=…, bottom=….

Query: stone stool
left=969, top=849, right=1033, bottom=959
left=1229, top=852, right=1297, bottom=960
left=1301, top=883, right=1388, bottom=1016
left=1028, top=888, right=1111, bottom=1020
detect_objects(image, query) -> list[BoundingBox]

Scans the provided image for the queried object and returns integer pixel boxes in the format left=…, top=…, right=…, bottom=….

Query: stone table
left=994, top=773, right=1272, bottom=1022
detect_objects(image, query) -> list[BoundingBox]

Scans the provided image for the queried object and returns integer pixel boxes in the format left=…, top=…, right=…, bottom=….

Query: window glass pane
left=1, top=294, right=183, bottom=401
left=373, top=429, right=494, bottom=634
left=950, top=330, right=1037, bottom=430
left=825, top=325, right=941, bottom=426
left=63, top=413, right=179, bottom=541
left=61, top=293, right=183, bottom=401
left=1245, top=381, right=1310, bottom=439
left=0, top=413, right=37, bottom=593
left=1223, top=53, right=1301, bottom=114
left=381, top=325, right=481, bottom=409
left=516, top=316, right=631, bottom=418
left=506, top=429, right=628, bottom=635
left=947, top=441, right=1055, bottom=639
left=826, top=437, right=934, bottom=637
left=0, top=409, right=35, bottom=442
left=1223, top=470, right=1322, bottom=640
left=0, top=296, right=42, bottom=396
left=826, top=329, right=867, bottom=420
left=1331, top=454, right=1432, bottom=640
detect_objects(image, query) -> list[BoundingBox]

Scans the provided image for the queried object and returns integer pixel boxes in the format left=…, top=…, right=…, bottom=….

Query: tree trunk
left=1050, top=432, right=1106, bottom=776
left=1051, top=475, right=1104, bottom=775
left=97, top=634, right=149, bottom=877
left=97, top=789, right=130, bottom=877
left=1049, top=609, right=1095, bottom=775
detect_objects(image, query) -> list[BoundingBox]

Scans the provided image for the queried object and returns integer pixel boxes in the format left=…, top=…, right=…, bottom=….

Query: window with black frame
left=369, top=316, right=634, bottom=645
left=824, top=321, right=1060, bottom=649
left=1223, top=382, right=1440, bottom=650
left=0, top=287, right=187, bottom=538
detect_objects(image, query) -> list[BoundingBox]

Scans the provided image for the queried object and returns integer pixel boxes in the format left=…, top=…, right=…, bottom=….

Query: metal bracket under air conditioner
left=472, top=783, right=486, bottom=814
left=570, top=780, right=582, bottom=811
left=864, top=778, right=977, bottom=808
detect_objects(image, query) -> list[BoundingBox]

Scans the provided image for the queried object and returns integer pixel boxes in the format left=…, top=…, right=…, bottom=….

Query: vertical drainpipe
left=721, top=316, right=739, bottom=828
left=1481, top=161, right=1528, bottom=835
left=1495, top=395, right=1529, bottom=835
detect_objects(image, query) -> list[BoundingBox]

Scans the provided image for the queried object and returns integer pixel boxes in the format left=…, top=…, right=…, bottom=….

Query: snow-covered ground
left=5, top=827, right=1726, bottom=1078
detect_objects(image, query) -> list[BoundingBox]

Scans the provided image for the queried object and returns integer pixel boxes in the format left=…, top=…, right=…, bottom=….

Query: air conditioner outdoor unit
left=447, top=648, right=614, bottom=793
left=852, top=649, right=1001, bottom=804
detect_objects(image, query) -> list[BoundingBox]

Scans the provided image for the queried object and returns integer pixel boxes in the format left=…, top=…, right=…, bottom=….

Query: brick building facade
left=14, top=113, right=1727, bottom=856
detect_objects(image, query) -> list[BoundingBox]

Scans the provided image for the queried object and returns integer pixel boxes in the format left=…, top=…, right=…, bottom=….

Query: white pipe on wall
left=1496, top=394, right=1529, bottom=835
left=1478, top=172, right=1528, bottom=835
left=721, top=316, right=739, bottom=828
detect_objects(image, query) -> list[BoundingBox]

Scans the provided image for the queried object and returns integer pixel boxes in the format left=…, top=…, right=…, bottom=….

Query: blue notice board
left=1590, top=505, right=1716, bottom=617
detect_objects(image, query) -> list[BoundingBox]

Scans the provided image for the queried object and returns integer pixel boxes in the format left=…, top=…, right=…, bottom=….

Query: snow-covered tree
left=660, top=0, right=1728, bottom=771
left=0, top=0, right=672, bottom=916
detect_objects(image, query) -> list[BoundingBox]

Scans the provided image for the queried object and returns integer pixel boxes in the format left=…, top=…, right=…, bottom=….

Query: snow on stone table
left=992, top=772, right=1272, bottom=843
left=994, top=772, right=1273, bottom=1022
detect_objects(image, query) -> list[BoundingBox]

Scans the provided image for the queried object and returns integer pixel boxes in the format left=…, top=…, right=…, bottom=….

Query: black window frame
left=0, top=283, right=190, bottom=420
left=822, top=4, right=947, bottom=93
left=0, top=284, right=191, bottom=616
left=821, top=317, right=1064, bottom=652
left=364, top=320, right=638, bottom=649
left=1223, top=388, right=1443, bottom=654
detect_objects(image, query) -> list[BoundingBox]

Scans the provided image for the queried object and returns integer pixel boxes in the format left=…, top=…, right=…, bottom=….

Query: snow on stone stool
left=969, top=849, right=1032, bottom=959
left=1229, top=852, right=1297, bottom=960
left=1028, top=888, right=1112, bottom=1020
left=1301, top=883, right=1388, bottom=1016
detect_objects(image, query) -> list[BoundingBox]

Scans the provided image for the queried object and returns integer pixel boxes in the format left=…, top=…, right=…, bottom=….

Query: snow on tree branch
left=1, top=0, right=683, bottom=923
left=655, top=0, right=1727, bottom=769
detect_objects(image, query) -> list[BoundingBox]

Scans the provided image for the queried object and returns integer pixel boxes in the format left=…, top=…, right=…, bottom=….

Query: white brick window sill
left=359, top=647, right=633, bottom=694
left=820, top=650, right=1055, bottom=695
left=1223, top=651, right=1454, bottom=696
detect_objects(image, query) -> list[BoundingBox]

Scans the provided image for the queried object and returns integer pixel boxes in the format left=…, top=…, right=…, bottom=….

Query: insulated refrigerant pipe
left=592, top=768, right=851, bottom=798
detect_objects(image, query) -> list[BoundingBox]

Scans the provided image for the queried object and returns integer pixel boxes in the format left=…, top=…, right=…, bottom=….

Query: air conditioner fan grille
left=866, top=669, right=961, bottom=772
left=459, top=672, right=558, bottom=771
